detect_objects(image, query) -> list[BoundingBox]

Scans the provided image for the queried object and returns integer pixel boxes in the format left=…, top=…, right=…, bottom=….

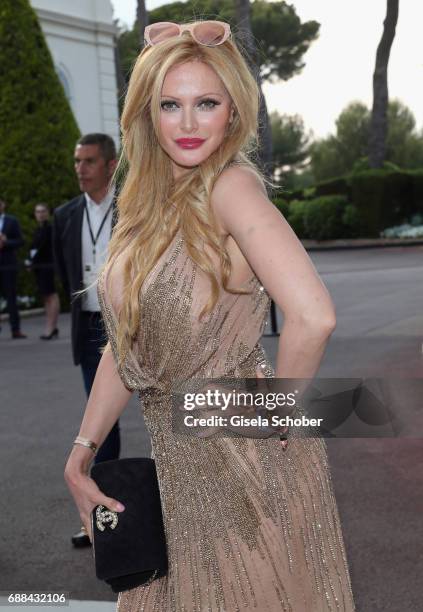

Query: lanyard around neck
left=84, top=200, right=113, bottom=263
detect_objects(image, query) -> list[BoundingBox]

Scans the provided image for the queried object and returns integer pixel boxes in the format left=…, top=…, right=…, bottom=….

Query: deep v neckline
left=99, top=229, right=184, bottom=321
left=99, top=227, right=265, bottom=325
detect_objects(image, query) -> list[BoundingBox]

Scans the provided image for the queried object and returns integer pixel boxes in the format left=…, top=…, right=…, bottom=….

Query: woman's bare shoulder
left=212, top=162, right=267, bottom=199
left=210, top=162, right=270, bottom=237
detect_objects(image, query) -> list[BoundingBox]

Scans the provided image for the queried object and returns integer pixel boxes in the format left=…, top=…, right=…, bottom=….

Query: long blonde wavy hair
left=107, top=24, right=265, bottom=367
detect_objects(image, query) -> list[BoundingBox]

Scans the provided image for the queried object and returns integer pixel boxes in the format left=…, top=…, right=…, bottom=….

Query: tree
left=0, top=0, right=80, bottom=299
left=0, top=0, right=80, bottom=219
left=311, top=100, right=423, bottom=182
left=270, top=111, right=311, bottom=188
left=332, top=102, right=371, bottom=170
left=310, top=136, right=346, bottom=183
left=118, top=1, right=319, bottom=89
left=136, top=0, right=148, bottom=46
left=311, top=102, right=370, bottom=181
left=385, top=100, right=423, bottom=168
left=250, top=0, right=320, bottom=82
left=368, top=0, right=399, bottom=168
left=234, top=0, right=272, bottom=174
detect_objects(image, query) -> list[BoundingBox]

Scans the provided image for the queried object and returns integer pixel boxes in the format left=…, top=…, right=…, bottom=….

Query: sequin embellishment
left=97, top=232, right=355, bottom=612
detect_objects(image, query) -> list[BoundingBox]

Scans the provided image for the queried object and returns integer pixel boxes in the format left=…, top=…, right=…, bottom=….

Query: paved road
left=269, top=245, right=423, bottom=377
left=1, top=246, right=422, bottom=611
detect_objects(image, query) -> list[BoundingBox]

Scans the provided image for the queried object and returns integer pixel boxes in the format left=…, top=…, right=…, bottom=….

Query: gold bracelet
left=73, top=436, right=98, bottom=455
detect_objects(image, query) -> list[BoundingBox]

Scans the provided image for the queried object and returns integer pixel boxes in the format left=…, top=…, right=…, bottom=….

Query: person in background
left=0, top=199, right=26, bottom=339
left=26, top=203, right=60, bottom=340
left=52, top=133, right=119, bottom=548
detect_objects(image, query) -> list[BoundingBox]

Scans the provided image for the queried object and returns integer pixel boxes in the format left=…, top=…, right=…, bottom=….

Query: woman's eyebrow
left=160, top=92, right=224, bottom=100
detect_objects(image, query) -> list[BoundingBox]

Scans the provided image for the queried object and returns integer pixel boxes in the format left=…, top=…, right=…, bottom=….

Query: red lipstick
left=175, top=138, right=205, bottom=149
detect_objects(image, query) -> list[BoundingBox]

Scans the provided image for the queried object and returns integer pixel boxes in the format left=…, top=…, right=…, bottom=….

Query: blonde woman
left=65, top=21, right=355, bottom=611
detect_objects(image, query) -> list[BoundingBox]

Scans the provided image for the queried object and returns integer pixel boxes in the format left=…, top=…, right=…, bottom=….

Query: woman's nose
left=180, top=108, right=198, bottom=132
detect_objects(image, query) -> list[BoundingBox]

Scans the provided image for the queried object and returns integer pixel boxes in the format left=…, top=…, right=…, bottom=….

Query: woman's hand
left=64, top=451, right=125, bottom=542
left=256, top=367, right=289, bottom=451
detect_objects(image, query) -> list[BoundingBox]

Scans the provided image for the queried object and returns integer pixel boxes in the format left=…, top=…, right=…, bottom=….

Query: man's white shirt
left=81, top=186, right=115, bottom=312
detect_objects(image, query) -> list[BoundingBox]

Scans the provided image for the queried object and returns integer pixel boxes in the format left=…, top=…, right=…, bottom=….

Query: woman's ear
left=229, top=106, right=235, bottom=124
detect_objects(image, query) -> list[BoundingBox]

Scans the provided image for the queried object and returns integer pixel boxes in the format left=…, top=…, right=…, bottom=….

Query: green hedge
left=285, top=188, right=306, bottom=202
left=409, top=170, right=423, bottom=215
left=0, top=0, right=80, bottom=304
left=342, top=204, right=362, bottom=238
left=276, top=195, right=361, bottom=240
left=272, top=197, right=289, bottom=218
left=349, top=170, right=416, bottom=236
left=303, top=196, right=348, bottom=240
left=282, top=169, right=423, bottom=239
left=314, top=177, right=350, bottom=199
left=287, top=200, right=309, bottom=237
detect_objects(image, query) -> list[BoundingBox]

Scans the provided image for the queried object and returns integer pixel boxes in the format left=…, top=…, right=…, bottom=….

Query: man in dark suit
left=0, top=199, right=27, bottom=338
left=53, top=133, right=119, bottom=547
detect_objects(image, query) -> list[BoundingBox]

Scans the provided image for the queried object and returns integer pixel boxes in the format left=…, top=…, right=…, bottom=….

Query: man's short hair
left=76, top=133, right=117, bottom=163
left=35, top=202, right=50, bottom=212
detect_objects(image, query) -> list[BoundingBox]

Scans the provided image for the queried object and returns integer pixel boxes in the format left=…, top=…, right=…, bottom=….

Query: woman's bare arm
left=64, top=343, right=133, bottom=539
left=75, top=343, right=132, bottom=451
left=211, top=165, right=336, bottom=380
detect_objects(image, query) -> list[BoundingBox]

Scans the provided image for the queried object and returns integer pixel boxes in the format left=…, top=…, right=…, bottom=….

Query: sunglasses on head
left=144, top=21, right=231, bottom=47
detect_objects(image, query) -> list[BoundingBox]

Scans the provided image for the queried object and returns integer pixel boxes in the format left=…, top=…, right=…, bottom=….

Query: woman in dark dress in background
left=28, top=203, right=60, bottom=339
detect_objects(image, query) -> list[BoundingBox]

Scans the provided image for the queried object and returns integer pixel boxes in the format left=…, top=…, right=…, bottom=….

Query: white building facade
left=30, top=0, right=120, bottom=146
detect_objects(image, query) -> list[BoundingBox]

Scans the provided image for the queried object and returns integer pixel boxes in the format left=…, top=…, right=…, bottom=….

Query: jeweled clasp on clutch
left=96, top=505, right=119, bottom=531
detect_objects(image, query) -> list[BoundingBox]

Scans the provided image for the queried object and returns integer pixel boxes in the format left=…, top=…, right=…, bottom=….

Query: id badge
left=84, top=263, right=100, bottom=287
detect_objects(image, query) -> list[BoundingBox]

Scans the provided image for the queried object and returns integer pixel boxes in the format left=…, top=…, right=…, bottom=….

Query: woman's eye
left=160, top=99, right=221, bottom=111
left=160, top=101, right=178, bottom=111
left=198, top=99, right=220, bottom=110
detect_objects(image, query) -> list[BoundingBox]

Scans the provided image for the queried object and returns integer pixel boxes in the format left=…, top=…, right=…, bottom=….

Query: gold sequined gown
left=98, top=229, right=355, bottom=612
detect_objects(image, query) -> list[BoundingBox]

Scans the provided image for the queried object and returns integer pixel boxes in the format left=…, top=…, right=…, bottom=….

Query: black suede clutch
left=90, top=458, right=168, bottom=593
